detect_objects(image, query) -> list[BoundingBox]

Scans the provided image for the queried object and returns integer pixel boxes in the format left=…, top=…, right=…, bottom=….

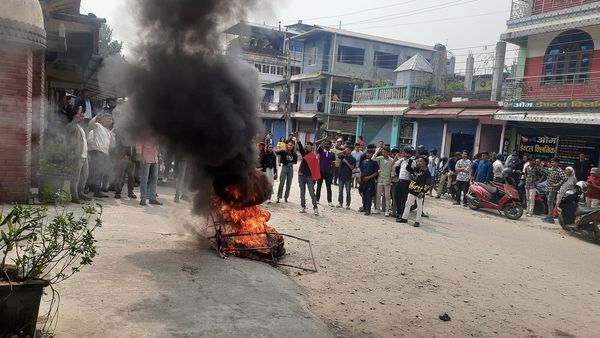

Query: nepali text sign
left=556, top=137, right=600, bottom=168
left=507, top=100, right=600, bottom=109
left=518, top=135, right=557, bottom=160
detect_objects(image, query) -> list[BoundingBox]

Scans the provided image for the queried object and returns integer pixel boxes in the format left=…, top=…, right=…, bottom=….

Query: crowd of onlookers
left=258, top=132, right=600, bottom=227
left=59, top=90, right=190, bottom=206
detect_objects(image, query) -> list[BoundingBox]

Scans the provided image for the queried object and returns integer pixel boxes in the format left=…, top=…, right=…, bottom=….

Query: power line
left=352, top=10, right=506, bottom=30
left=342, top=0, right=481, bottom=26
left=299, top=0, right=420, bottom=21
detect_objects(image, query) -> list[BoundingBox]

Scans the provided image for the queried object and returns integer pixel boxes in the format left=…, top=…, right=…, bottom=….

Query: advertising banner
left=518, top=135, right=557, bottom=160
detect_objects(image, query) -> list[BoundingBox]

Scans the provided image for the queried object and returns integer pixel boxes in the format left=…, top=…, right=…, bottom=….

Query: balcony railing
left=352, top=85, right=428, bottom=105
left=329, top=101, right=352, bottom=115
left=510, top=0, right=533, bottom=20
left=510, top=0, right=594, bottom=19
left=503, top=74, right=600, bottom=106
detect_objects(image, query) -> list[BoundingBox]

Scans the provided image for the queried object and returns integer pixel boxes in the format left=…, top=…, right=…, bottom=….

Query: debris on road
left=439, top=313, right=452, bottom=321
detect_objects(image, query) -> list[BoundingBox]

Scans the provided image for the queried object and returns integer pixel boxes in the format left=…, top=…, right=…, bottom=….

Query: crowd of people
left=257, top=132, right=600, bottom=227
left=60, top=90, right=190, bottom=207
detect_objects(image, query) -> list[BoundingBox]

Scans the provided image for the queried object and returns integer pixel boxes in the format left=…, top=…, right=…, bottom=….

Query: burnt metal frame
left=208, top=219, right=318, bottom=272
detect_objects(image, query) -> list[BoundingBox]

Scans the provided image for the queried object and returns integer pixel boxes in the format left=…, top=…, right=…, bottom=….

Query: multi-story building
left=286, top=26, right=437, bottom=143
left=496, top=0, right=600, bottom=166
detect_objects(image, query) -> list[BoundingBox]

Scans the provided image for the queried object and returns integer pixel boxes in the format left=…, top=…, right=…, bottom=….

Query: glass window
left=373, top=51, right=399, bottom=69
left=262, top=64, right=269, bottom=74
left=307, top=47, right=318, bottom=65
left=305, top=88, right=315, bottom=104
left=543, top=29, right=594, bottom=84
left=337, top=45, right=365, bottom=65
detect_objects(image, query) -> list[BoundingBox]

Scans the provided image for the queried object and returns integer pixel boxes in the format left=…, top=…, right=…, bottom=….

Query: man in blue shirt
left=474, top=152, right=493, bottom=183
left=359, top=150, right=379, bottom=215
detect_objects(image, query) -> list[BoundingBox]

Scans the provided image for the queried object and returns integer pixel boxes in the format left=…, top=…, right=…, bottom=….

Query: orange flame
left=211, top=185, right=282, bottom=255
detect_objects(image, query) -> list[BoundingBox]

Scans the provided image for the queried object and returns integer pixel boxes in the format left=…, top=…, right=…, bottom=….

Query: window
left=374, top=51, right=399, bottom=69
left=543, top=29, right=594, bottom=84
left=270, top=65, right=277, bottom=74
left=254, top=63, right=261, bottom=72
left=262, top=64, right=269, bottom=74
left=291, top=66, right=301, bottom=75
left=307, top=47, right=318, bottom=65
left=305, top=88, right=315, bottom=104
left=276, top=66, right=284, bottom=75
left=337, top=46, right=365, bottom=65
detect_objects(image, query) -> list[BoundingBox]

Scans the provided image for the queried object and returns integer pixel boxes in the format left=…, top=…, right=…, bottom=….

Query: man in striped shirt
left=543, top=157, right=566, bottom=224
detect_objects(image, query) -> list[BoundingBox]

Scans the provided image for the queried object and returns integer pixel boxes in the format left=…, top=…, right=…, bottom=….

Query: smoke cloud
left=126, top=0, right=267, bottom=212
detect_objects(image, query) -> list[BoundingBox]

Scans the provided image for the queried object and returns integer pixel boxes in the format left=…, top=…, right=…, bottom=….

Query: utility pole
left=284, top=28, right=292, bottom=137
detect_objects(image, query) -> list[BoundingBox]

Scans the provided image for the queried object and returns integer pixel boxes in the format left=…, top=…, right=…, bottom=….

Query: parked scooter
left=466, top=181, right=524, bottom=219
left=558, top=181, right=600, bottom=243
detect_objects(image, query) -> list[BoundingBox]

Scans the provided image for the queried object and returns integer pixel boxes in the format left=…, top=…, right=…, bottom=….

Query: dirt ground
left=265, top=181, right=600, bottom=338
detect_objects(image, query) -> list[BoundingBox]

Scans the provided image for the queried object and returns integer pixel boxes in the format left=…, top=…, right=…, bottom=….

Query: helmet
left=576, top=181, right=588, bottom=193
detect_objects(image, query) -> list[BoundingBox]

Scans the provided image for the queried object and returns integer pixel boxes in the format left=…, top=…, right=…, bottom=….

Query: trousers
left=402, top=193, right=424, bottom=222
left=115, top=156, right=134, bottom=195
left=316, top=171, right=333, bottom=203
left=88, top=150, right=110, bottom=194
left=395, top=179, right=410, bottom=216
left=526, top=188, right=536, bottom=215
left=361, top=180, right=376, bottom=212
left=140, top=162, right=159, bottom=202
left=338, top=179, right=352, bottom=207
left=375, top=183, right=391, bottom=211
left=456, top=180, right=470, bottom=204
left=70, top=158, right=89, bottom=199
left=277, top=165, right=294, bottom=200
left=299, top=174, right=317, bottom=209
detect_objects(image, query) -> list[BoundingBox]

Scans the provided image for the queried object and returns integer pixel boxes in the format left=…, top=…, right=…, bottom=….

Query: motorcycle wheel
left=467, top=197, right=479, bottom=210
left=504, top=204, right=524, bottom=220
left=594, top=221, right=600, bottom=244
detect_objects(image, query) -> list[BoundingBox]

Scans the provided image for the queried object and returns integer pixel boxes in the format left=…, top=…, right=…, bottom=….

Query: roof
left=404, top=108, right=463, bottom=118
left=494, top=110, right=600, bottom=125
left=225, top=21, right=302, bottom=37
left=347, top=105, right=410, bottom=116
left=291, top=26, right=434, bottom=51
left=394, top=53, right=433, bottom=73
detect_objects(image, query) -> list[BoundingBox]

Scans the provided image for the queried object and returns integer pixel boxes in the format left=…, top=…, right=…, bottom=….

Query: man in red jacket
left=297, top=141, right=321, bottom=216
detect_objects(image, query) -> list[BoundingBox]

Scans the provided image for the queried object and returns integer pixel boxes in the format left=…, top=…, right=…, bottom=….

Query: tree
left=99, top=24, right=123, bottom=57
left=446, top=80, right=465, bottom=91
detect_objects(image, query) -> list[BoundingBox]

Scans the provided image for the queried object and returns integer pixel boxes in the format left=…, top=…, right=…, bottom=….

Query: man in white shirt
left=65, top=107, right=90, bottom=203
left=394, top=148, right=416, bottom=222
left=493, top=153, right=505, bottom=183
left=87, top=113, right=114, bottom=198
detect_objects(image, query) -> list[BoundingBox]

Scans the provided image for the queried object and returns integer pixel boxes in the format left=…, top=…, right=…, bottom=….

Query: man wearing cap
left=587, top=167, right=600, bottom=208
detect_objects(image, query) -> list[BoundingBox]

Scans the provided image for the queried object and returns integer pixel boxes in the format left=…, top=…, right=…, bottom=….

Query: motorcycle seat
left=575, top=207, right=600, bottom=216
left=480, top=183, right=497, bottom=194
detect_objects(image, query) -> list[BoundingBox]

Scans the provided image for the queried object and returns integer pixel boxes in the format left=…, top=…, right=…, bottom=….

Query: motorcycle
left=466, top=181, right=524, bottom=220
left=558, top=182, right=600, bottom=243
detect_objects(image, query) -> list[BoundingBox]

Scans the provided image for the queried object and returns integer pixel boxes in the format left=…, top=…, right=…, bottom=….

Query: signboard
left=506, top=100, right=600, bottom=109
left=518, top=135, right=557, bottom=160
left=556, top=137, right=600, bottom=168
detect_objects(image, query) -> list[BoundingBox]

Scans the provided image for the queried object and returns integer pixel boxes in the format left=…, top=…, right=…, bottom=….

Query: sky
left=80, top=0, right=517, bottom=75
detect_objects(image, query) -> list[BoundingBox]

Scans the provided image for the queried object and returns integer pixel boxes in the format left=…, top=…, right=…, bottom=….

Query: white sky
left=80, top=0, right=517, bottom=75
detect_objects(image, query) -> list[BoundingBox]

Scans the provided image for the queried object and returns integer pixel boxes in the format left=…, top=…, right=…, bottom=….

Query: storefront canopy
left=347, top=105, right=410, bottom=116
left=495, top=110, right=600, bottom=125
left=404, top=108, right=463, bottom=118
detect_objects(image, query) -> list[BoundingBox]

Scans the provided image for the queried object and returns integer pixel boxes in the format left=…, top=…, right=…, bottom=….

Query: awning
left=347, top=105, right=409, bottom=116
left=404, top=108, right=464, bottom=118
left=494, top=110, right=600, bottom=125
left=292, top=112, right=317, bottom=120
left=258, top=112, right=284, bottom=120
left=459, top=108, right=499, bottom=119
left=290, top=73, right=324, bottom=82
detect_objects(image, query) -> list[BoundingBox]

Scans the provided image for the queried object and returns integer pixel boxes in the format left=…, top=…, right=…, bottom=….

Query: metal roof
left=347, top=105, right=410, bottom=116
left=394, top=53, right=433, bottom=73
left=225, top=21, right=302, bottom=37
left=495, top=110, right=600, bottom=125
left=291, top=26, right=434, bottom=51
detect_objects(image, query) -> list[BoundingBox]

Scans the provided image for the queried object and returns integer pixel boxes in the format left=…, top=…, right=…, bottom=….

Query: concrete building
left=495, top=0, right=600, bottom=166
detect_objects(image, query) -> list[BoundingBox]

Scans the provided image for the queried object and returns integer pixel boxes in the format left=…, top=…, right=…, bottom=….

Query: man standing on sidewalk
left=137, top=139, right=162, bottom=206
left=337, top=145, right=356, bottom=209
left=543, top=157, right=566, bottom=224
left=373, top=148, right=394, bottom=216
left=454, top=151, right=472, bottom=206
left=316, top=140, right=335, bottom=207
left=87, top=113, right=114, bottom=198
left=65, top=107, right=90, bottom=204
left=297, top=141, right=321, bottom=216
left=524, top=157, right=543, bottom=217
left=276, top=140, right=298, bottom=203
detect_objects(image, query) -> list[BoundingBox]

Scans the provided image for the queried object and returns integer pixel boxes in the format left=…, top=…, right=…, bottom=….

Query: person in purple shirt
left=316, top=140, right=336, bottom=207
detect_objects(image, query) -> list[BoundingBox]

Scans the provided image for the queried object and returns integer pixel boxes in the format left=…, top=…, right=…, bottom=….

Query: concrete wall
left=532, top=0, right=598, bottom=14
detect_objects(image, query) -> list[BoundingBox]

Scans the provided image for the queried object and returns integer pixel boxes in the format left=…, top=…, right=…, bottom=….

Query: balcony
left=330, top=101, right=352, bottom=115
left=503, top=75, right=600, bottom=107
left=510, top=0, right=597, bottom=20
left=352, top=85, right=428, bottom=105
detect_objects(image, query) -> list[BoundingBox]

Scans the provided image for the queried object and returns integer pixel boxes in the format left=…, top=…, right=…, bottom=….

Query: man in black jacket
left=275, top=140, right=298, bottom=203
left=397, top=156, right=432, bottom=227
left=75, top=89, right=95, bottom=124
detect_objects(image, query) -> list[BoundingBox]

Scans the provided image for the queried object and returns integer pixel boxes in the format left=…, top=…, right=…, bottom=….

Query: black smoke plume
left=127, top=0, right=268, bottom=212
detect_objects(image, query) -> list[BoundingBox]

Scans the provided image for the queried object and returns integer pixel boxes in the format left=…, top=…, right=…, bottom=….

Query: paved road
left=266, top=181, right=600, bottom=337
left=49, top=188, right=332, bottom=338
